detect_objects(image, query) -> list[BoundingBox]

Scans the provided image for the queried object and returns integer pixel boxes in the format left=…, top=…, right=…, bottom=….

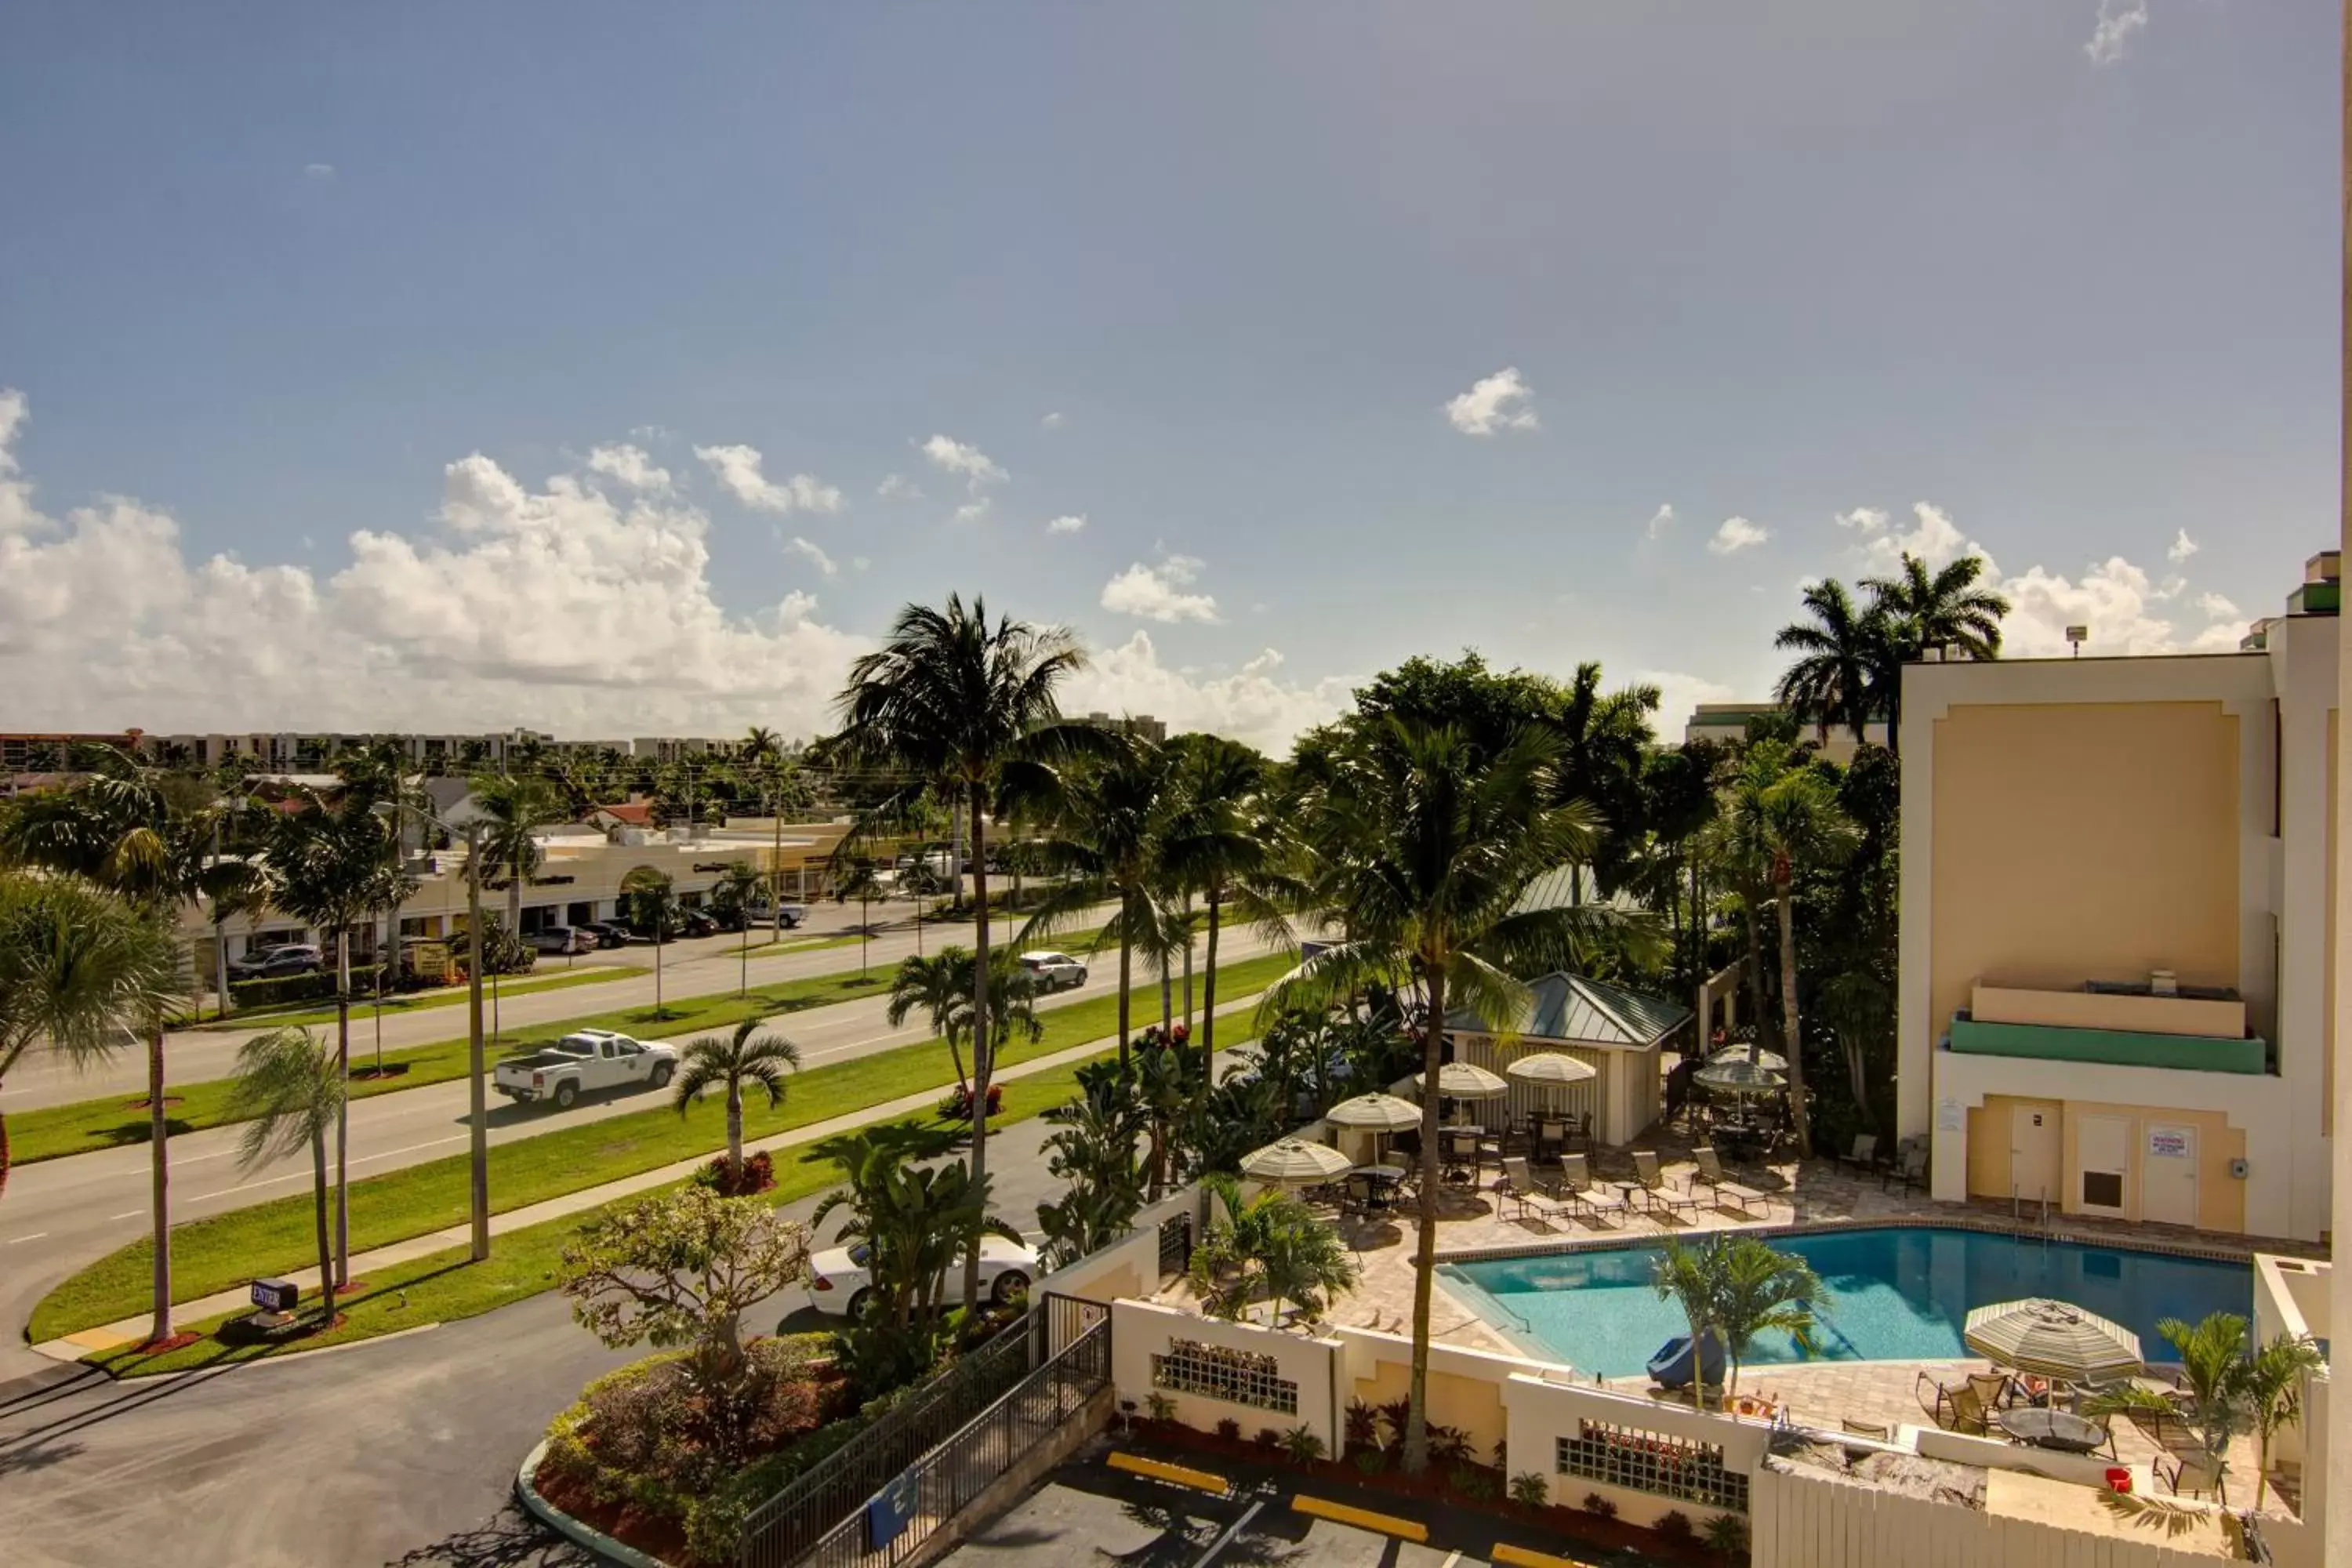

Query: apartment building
left=1682, top=702, right=1888, bottom=765
left=1895, top=551, right=2339, bottom=1243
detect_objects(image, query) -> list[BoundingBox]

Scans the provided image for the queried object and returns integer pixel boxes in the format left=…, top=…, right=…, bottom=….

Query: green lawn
left=31, top=949, right=1294, bottom=1343
left=187, top=964, right=649, bottom=1032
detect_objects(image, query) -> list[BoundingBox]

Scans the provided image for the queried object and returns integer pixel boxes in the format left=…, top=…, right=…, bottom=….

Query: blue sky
left=0, top=1, right=2333, bottom=747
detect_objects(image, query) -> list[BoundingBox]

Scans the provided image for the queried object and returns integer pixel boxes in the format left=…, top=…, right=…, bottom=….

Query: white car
left=804, top=1235, right=1039, bottom=1317
left=1018, top=950, right=1088, bottom=992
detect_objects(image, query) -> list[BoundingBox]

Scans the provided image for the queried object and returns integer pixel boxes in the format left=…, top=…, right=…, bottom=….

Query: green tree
left=2089, top=1312, right=2263, bottom=1489
left=1860, top=551, right=2009, bottom=756
left=710, top=859, right=764, bottom=994
left=1189, top=1177, right=1357, bottom=1326
left=468, top=771, right=567, bottom=960
left=1272, top=713, right=1659, bottom=1472
left=621, top=865, right=681, bottom=1018
left=224, top=1026, right=347, bottom=1323
left=886, top=946, right=1041, bottom=1095
left=1708, top=1234, right=1821, bottom=1406
left=1548, top=662, right=1662, bottom=900
left=1156, top=735, right=1301, bottom=1081
left=833, top=594, right=1090, bottom=1312
left=833, top=858, right=886, bottom=973
left=1773, top=579, right=1888, bottom=746
left=2241, top=1332, right=2326, bottom=1511
left=1650, top=1238, right=1724, bottom=1414
left=1036, top=1058, right=1146, bottom=1268
left=0, top=873, right=181, bottom=1200
left=811, top=1121, right=1018, bottom=1359
left=672, top=1018, right=802, bottom=1181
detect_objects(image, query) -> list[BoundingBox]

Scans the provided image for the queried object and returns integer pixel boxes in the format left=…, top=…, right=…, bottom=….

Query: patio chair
left=1882, top=1141, right=1929, bottom=1195
left=1495, top=1157, right=1559, bottom=1221
left=1631, top=1150, right=1701, bottom=1219
left=1690, top=1146, right=1774, bottom=1217
left=1341, top=1174, right=1377, bottom=1218
left=1557, top=1153, right=1627, bottom=1225
left=2158, top=1450, right=2228, bottom=1504
left=1915, top=1371, right=1991, bottom=1436
left=2122, top=1402, right=2201, bottom=1456
left=1831, top=1134, right=1878, bottom=1175
left=1965, top=1370, right=2014, bottom=1414
left=1534, top=1117, right=1568, bottom=1163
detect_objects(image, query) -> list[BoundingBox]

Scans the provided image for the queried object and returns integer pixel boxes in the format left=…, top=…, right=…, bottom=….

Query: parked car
left=804, top=1234, right=1038, bottom=1318
left=228, top=943, right=325, bottom=981
left=582, top=920, right=636, bottom=946
left=745, top=902, right=808, bottom=930
left=527, top=926, right=595, bottom=956
left=492, top=1029, right=676, bottom=1109
left=677, top=908, right=718, bottom=938
left=1018, top=950, right=1088, bottom=992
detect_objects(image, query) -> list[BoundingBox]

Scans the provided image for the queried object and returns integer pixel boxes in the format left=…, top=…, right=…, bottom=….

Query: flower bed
left=691, top=1149, right=776, bottom=1197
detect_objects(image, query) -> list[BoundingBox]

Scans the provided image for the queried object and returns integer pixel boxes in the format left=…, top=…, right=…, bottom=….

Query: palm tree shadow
left=2095, top=1490, right=2232, bottom=1542
left=89, top=1116, right=196, bottom=1147
left=383, top=1498, right=594, bottom=1566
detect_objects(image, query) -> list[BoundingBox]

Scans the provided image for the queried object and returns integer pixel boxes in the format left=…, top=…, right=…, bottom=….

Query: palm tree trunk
left=213, top=916, right=232, bottom=1021
left=1116, top=927, right=1133, bottom=1071
left=1404, top=961, right=1446, bottom=1475
left=147, top=1021, right=172, bottom=1343
left=1741, top=895, right=1769, bottom=1049
left=1181, top=894, right=1195, bottom=1035
left=960, top=782, right=991, bottom=1315
left=334, top=932, right=351, bottom=1286
left=1200, top=893, right=1223, bottom=1087
left=0, top=1109, right=11, bottom=1202
left=727, top=1085, right=744, bottom=1177
left=312, top=1125, right=336, bottom=1322
left=1774, top=867, right=1813, bottom=1158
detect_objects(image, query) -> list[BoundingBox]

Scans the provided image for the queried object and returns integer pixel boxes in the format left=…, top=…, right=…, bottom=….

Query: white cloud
left=1708, top=516, right=1769, bottom=555
left=2194, top=591, right=2239, bottom=619
left=2167, top=528, right=2199, bottom=564
left=1101, top=556, right=1219, bottom=623
left=2085, top=0, right=2149, bottom=66
left=952, top=498, right=993, bottom=525
left=586, top=443, right=671, bottom=492
left=1065, top=635, right=1352, bottom=753
left=784, top=535, right=837, bottom=577
left=1835, top=506, right=1889, bottom=535
left=1645, top=504, right=1675, bottom=540
left=1835, top=500, right=1980, bottom=576
left=1637, top=670, right=1739, bottom=731
left=876, top=473, right=923, bottom=501
left=1444, top=368, right=1539, bottom=436
left=693, top=444, right=843, bottom=514
left=920, top=434, right=1007, bottom=490
left=303, top=162, right=336, bottom=180
left=1040, top=412, right=1065, bottom=430
left=1045, top=514, right=1087, bottom=535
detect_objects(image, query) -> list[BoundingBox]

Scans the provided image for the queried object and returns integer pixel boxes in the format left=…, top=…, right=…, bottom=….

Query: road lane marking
left=8, top=1232, right=50, bottom=1244
left=193, top=1132, right=468, bottom=1201
left=1191, top=1498, right=1264, bottom=1568
left=109, top=1210, right=144, bottom=1220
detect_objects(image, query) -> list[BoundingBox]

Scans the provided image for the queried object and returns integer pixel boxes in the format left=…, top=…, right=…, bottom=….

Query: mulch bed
left=535, top=1465, right=693, bottom=1566
left=134, top=1332, right=202, bottom=1355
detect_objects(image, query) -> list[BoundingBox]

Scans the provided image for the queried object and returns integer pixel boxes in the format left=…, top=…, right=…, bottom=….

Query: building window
left=1555, top=1421, right=1748, bottom=1512
left=1149, top=1339, right=1298, bottom=1414
left=2082, top=1171, right=2124, bottom=1209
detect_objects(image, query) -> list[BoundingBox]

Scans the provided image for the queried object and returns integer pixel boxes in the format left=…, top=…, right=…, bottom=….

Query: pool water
left=1440, top=1225, right=2252, bottom=1377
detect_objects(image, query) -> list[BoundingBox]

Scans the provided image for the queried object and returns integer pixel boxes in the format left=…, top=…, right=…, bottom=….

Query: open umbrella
left=1415, top=1062, right=1510, bottom=1098
left=1326, top=1093, right=1425, bottom=1131
left=1703, top=1044, right=1787, bottom=1073
left=1504, top=1052, right=1599, bottom=1089
left=1693, top=1056, right=1787, bottom=1095
left=1240, top=1138, right=1353, bottom=1189
left=1963, top=1298, right=2143, bottom=1384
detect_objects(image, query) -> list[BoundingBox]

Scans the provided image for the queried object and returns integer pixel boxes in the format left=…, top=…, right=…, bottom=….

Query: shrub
left=1145, top=1392, right=1178, bottom=1422
left=1214, top=1417, right=1242, bottom=1443
left=1449, top=1465, right=1497, bottom=1501
left=1353, top=1449, right=1387, bottom=1475
left=1702, top=1513, right=1751, bottom=1559
left=693, top=1150, right=776, bottom=1197
left=1582, top=1493, right=1617, bottom=1520
left=1654, top=1510, right=1696, bottom=1543
left=1279, top=1425, right=1327, bottom=1465
left=1509, top=1472, right=1548, bottom=1508
left=1254, top=1427, right=1284, bottom=1450
left=1375, top=1398, right=1412, bottom=1452
left=1343, top=1399, right=1380, bottom=1450
left=1428, top=1424, right=1473, bottom=1464
left=683, top=1368, right=922, bottom=1564
left=230, top=964, right=384, bottom=1010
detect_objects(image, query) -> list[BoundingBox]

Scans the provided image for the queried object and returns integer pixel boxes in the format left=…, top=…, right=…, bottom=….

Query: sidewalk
left=36, top=993, right=1267, bottom=1363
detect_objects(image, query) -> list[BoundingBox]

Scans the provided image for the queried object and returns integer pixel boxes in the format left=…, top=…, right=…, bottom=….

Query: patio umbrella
left=1504, top=1052, right=1599, bottom=1089
left=1962, top=1298, right=2143, bottom=1384
left=1240, top=1138, right=1354, bottom=1189
left=1326, top=1093, right=1425, bottom=1131
left=1693, top=1056, right=1788, bottom=1095
left=1702, top=1044, right=1787, bottom=1073
left=1415, top=1062, right=1510, bottom=1098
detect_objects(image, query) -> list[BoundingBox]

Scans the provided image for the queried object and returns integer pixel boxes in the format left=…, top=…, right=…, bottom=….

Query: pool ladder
left=2009, top=1183, right=2052, bottom=1240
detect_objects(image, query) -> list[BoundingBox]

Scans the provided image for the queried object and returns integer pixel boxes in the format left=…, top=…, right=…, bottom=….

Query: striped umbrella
left=1415, top=1062, right=1510, bottom=1098
left=1240, top=1138, right=1354, bottom=1188
left=1962, top=1298, right=2143, bottom=1383
left=1504, top=1051, right=1599, bottom=1088
left=1324, top=1093, right=1425, bottom=1131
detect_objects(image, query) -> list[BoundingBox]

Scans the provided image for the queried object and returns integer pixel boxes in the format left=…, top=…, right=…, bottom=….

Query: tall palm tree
left=1156, top=735, right=1299, bottom=1083
left=1860, top=551, right=2010, bottom=756
left=0, top=757, right=231, bottom=1341
left=738, top=725, right=811, bottom=930
left=672, top=1018, right=801, bottom=1181
left=0, top=873, right=182, bottom=1200
left=885, top=946, right=1044, bottom=1094
left=1651, top=1235, right=1822, bottom=1413
left=469, top=771, right=565, bottom=1031
left=834, top=859, right=885, bottom=973
left=1719, top=742, right=1857, bottom=1157
left=833, top=594, right=1090, bottom=1311
left=621, top=866, right=681, bottom=1017
left=1773, top=579, right=1888, bottom=746
left=1549, top=662, right=1662, bottom=901
left=1270, top=717, right=1660, bottom=1472
left=224, top=1026, right=347, bottom=1323
left=711, top=861, right=764, bottom=995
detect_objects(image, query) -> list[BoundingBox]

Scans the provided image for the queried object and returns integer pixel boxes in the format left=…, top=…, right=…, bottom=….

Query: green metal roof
left=1445, top=971, right=1690, bottom=1049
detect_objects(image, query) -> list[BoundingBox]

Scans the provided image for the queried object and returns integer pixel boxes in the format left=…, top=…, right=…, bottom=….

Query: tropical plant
left=1547, top=661, right=1663, bottom=900
left=2241, top=1331, right=2325, bottom=1510
left=1650, top=1238, right=1726, bottom=1414
left=1269, top=709, right=1660, bottom=1471
left=223, top=1026, right=347, bottom=1323
left=1175, top=1072, right=1283, bottom=1185
left=0, top=873, right=181, bottom=1200
left=1189, top=1177, right=1358, bottom=1327
left=738, top=725, right=813, bottom=936
left=832, top=594, right=1091, bottom=1312
left=673, top=1019, right=802, bottom=1182
left=468, top=771, right=564, bottom=947
left=622, top=865, right=682, bottom=1017
left=1706, top=1234, right=1822, bottom=1405
left=1035, top=1058, right=1145, bottom=1267
left=810, top=1121, right=1011, bottom=1334
left=1860, top=550, right=2009, bottom=755
left=1702, top=1512, right=1751, bottom=1559
left=2086, top=1312, right=2260, bottom=1486
left=1773, top=579, right=1888, bottom=746
left=833, top=859, right=886, bottom=973
left=710, top=860, right=764, bottom=994
left=1156, top=733, right=1300, bottom=1080
left=885, top=946, right=1041, bottom=1094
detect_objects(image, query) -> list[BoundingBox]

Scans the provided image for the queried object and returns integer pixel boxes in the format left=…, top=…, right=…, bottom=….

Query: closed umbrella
left=1963, top=1298, right=2143, bottom=1385
left=1240, top=1138, right=1353, bottom=1189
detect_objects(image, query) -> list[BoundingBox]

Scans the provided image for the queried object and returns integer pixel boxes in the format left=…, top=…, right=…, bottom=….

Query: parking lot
left=939, top=1446, right=1657, bottom=1568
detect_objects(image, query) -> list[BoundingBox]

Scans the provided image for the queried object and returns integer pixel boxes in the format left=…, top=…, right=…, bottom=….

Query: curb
left=106, top=1320, right=444, bottom=1380
left=516, top=1438, right=678, bottom=1568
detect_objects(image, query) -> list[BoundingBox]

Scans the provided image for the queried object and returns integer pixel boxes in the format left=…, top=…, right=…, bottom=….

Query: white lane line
left=7, top=1232, right=50, bottom=1244
left=192, top=1132, right=468, bottom=1202
left=110, top=1210, right=144, bottom=1220
left=1190, top=1498, right=1264, bottom=1568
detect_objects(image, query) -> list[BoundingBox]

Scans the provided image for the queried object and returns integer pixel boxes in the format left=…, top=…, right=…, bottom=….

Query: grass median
left=31, top=949, right=1293, bottom=1344
left=186, top=964, right=649, bottom=1032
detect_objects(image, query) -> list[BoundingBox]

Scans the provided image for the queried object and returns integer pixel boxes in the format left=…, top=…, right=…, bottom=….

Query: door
left=2141, top=1123, right=2199, bottom=1228
left=2078, top=1114, right=2131, bottom=1218
left=2009, top=1105, right=2060, bottom=1206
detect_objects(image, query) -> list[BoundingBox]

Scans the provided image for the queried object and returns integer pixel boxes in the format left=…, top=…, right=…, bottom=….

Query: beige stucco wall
left=1963, top=1094, right=2061, bottom=1201
left=1349, top=1360, right=1508, bottom=1464
left=1929, top=702, right=2241, bottom=1044
left=1962, top=1091, right=2245, bottom=1231
left=2328, top=706, right=2337, bottom=1137
left=1969, top=984, right=2245, bottom=1038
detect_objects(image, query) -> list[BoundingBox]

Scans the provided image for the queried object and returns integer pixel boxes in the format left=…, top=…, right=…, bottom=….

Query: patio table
left=1998, top=1407, right=2107, bottom=1454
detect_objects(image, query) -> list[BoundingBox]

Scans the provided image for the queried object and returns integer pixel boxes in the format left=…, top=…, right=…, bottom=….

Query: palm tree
left=469, top=771, right=564, bottom=1031
left=739, top=725, right=811, bottom=932
left=224, top=1026, right=346, bottom=1323
left=1189, top=1177, right=1358, bottom=1326
left=833, top=593, right=1090, bottom=1311
left=811, top=1121, right=1015, bottom=1330
left=621, top=866, right=681, bottom=1017
left=1156, top=735, right=1298, bottom=1083
left=710, top=860, right=764, bottom=995
left=1549, top=662, right=1662, bottom=901
left=1861, top=551, right=2009, bottom=756
left=834, top=859, right=885, bottom=974
left=1036, top=1059, right=1146, bottom=1267
left=1650, top=1238, right=1725, bottom=1413
left=2242, top=1332, right=2325, bottom=1510
left=202, top=851, right=273, bottom=1022
left=886, top=946, right=1044, bottom=1094
left=1271, top=717, right=1660, bottom=1472
left=672, top=1018, right=802, bottom=1181
left=0, top=873, right=182, bottom=1200
left=2090, top=1312, right=2258, bottom=1490
left=1650, top=1235, right=1821, bottom=1413
left=1774, top=579, right=1887, bottom=746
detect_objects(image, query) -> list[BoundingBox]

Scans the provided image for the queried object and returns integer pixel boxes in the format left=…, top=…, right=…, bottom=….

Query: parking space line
left=1189, top=1498, right=1262, bottom=1568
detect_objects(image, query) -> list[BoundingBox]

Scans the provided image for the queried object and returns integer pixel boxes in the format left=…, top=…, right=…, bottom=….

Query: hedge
left=228, top=965, right=385, bottom=1008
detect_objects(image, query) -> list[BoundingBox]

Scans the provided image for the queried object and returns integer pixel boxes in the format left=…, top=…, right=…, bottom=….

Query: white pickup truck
left=494, top=1029, right=677, bottom=1109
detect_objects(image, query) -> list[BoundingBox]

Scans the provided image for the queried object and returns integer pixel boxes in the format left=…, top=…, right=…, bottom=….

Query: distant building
left=1681, top=702, right=1887, bottom=764
left=1071, top=711, right=1167, bottom=743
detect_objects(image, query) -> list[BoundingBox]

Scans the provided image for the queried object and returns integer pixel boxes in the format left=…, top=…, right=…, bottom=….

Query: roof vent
left=2150, top=969, right=2178, bottom=997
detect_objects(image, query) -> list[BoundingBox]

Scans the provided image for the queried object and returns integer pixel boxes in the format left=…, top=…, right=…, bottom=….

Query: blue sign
left=866, top=1467, right=921, bottom=1550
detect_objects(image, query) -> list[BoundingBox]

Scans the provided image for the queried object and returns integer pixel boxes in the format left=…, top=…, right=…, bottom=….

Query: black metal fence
left=735, top=1295, right=1110, bottom=1568
left=1156, top=1209, right=1193, bottom=1279
left=789, top=1313, right=1112, bottom=1568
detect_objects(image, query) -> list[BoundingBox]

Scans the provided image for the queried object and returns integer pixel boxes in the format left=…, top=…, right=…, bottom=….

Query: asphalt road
left=0, top=1118, right=1084, bottom=1568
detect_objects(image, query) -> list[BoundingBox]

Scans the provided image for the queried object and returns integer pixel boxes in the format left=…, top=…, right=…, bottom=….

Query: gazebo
left=1443, top=972, right=1691, bottom=1148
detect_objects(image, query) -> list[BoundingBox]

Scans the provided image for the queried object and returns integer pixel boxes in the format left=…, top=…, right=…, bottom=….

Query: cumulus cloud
left=1636, top=670, right=1739, bottom=733
left=785, top=536, right=837, bottom=577
left=693, top=444, right=843, bottom=514
left=1645, top=504, right=1675, bottom=540
left=952, top=498, right=993, bottom=525
left=303, top=162, right=336, bottom=180
left=1040, top=412, right=1065, bottom=430
left=2168, top=528, right=2199, bottom=564
left=1101, top=556, right=1219, bottom=623
left=1444, top=368, right=1539, bottom=436
left=2195, top=591, right=2238, bottom=619
left=2085, top=0, right=2149, bottom=66
left=1045, top=514, right=1087, bottom=535
left=876, top=473, right=923, bottom=501
left=920, top=434, right=1007, bottom=490
left=586, top=443, right=671, bottom=492
left=1065, top=635, right=1352, bottom=753
left=1708, top=516, right=1769, bottom=554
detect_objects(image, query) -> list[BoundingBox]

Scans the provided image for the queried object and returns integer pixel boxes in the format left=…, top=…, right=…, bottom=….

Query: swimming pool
left=1439, top=1225, right=2252, bottom=1377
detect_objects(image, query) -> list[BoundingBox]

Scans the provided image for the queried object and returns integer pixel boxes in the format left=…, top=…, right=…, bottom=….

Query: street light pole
left=464, top=821, right=489, bottom=1262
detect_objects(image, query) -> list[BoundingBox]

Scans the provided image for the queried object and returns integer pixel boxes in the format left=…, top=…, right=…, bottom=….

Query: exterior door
left=2141, top=1123, right=2199, bottom=1228
left=2009, top=1105, right=2060, bottom=1206
left=2078, top=1114, right=2131, bottom=1218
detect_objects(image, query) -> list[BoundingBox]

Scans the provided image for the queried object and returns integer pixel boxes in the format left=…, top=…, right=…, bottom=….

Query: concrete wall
left=1112, top=1298, right=1343, bottom=1451
left=1499, top=1371, right=1770, bottom=1530
left=1969, top=983, right=2247, bottom=1040
left=1333, top=1327, right=1527, bottom=1465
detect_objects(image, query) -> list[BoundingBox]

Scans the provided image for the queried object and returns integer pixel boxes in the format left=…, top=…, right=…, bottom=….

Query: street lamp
left=376, top=800, right=493, bottom=1263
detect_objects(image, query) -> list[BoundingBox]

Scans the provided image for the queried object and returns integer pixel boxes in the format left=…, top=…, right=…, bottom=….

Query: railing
left=1156, top=1209, right=1193, bottom=1279
left=788, top=1314, right=1112, bottom=1568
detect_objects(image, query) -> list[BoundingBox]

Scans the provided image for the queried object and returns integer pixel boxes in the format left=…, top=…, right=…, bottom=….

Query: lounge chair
left=1916, top=1371, right=1990, bottom=1436
left=1631, top=1150, right=1701, bottom=1219
left=1557, top=1154, right=1627, bottom=1225
left=1495, top=1157, right=1559, bottom=1221
left=1690, top=1146, right=1774, bottom=1217
left=1831, top=1134, right=1878, bottom=1175
left=2158, top=1450, right=2228, bottom=1504
left=1882, top=1141, right=1928, bottom=1195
